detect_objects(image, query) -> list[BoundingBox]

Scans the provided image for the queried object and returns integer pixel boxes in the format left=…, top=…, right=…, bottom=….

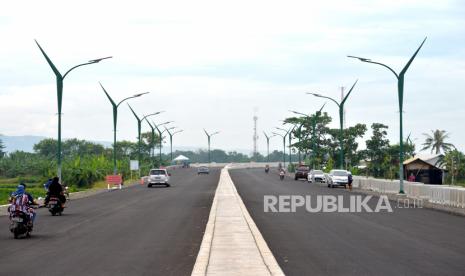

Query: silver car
left=197, top=166, right=210, bottom=175
left=307, top=170, right=326, bottom=183
left=326, top=170, right=349, bottom=188
left=148, top=169, right=171, bottom=187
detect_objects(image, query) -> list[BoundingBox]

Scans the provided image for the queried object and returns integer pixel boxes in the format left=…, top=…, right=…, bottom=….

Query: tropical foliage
left=421, top=130, right=454, bottom=154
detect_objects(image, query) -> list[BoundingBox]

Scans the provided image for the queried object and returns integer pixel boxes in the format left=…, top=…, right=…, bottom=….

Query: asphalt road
left=230, top=168, right=465, bottom=276
left=0, top=168, right=220, bottom=276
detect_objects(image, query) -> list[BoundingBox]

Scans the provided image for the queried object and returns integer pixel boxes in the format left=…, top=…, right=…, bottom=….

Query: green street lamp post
left=145, top=120, right=157, bottom=166
left=283, top=121, right=303, bottom=163
left=127, top=104, right=162, bottom=168
left=204, top=130, right=220, bottom=163
left=308, top=80, right=358, bottom=169
left=100, top=83, right=149, bottom=174
left=153, top=121, right=173, bottom=165
left=165, top=127, right=183, bottom=162
left=35, top=40, right=112, bottom=181
left=145, top=119, right=168, bottom=167
left=272, top=131, right=287, bottom=168
left=348, top=37, right=427, bottom=194
left=290, top=103, right=326, bottom=169
left=277, top=127, right=294, bottom=166
left=274, top=127, right=291, bottom=168
left=263, top=132, right=277, bottom=163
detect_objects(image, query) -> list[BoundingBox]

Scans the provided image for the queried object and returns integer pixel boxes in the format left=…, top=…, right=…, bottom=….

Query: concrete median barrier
left=192, top=165, right=284, bottom=276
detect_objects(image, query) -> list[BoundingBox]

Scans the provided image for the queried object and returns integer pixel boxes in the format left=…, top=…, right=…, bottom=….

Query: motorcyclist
left=9, top=184, right=37, bottom=226
left=44, top=177, right=66, bottom=207
left=43, top=178, right=52, bottom=191
left=279, top=168, right=285, bottom=180
left=265, top=165, right=270, bottom=173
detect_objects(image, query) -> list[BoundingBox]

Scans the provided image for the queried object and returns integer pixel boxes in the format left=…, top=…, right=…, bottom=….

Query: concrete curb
left=192, top=165, right=284, bottom=276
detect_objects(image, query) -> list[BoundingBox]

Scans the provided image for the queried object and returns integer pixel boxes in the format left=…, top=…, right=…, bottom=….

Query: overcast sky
left=0, top=0, right=464, bottom=155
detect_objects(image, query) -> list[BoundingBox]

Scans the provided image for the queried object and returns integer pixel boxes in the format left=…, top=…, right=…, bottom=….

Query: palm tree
left=421, top=130, right=454, bottom=154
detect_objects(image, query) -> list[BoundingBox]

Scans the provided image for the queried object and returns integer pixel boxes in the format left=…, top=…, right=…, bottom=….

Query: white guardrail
left=353, top=176, right=465, bottom=209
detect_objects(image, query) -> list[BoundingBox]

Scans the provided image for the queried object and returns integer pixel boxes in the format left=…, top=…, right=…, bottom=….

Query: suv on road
left=148, top=169, right=171, bottom=187
left=294, top=166, right=310, bottom=180
left=326, top=170, right=349, bottom=188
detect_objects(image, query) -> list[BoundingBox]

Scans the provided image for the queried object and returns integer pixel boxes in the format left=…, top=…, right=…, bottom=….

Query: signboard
left=130, top=160, right=139, bottom=171
left=106, top=175, right=122, bottom=190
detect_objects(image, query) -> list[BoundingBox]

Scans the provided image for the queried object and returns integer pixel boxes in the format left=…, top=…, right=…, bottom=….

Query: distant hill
left=0, top=135, right=253, bottom=155
left=0, top=135, right=47, bottom=153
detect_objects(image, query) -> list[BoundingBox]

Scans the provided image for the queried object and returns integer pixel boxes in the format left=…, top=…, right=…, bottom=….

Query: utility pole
left=341, top=86, right=346, bottom=129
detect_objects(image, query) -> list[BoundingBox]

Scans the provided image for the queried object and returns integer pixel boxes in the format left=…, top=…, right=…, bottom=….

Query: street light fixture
left=152, top=121, right=173, bottom=165
left=165, top=127, right=184, bottom=162
left=35, top=40, right=112, bottom=181
left=290, top=103, right=326, bottom=169
left=100, top=83, right=149, bottom=174
left=263, top=132, right=277, bottom=163
left=127, top=104, right=163, bottom=167
left=277, top=126, right=294, bottom=166
left=204, top=129, right=220, bottom=163
left=282, top=120, right=303, bottom=164
left=307, top=80, right=358, bottom=169
left=348, top=37, right=427, bottom=194
left=145, top=119, right=168, bottom=167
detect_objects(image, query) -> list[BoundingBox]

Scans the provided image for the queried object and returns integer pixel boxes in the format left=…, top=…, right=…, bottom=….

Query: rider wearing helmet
left=44, top=177, right=66, bottom=206
left=9, top=183, right=37, bottom=225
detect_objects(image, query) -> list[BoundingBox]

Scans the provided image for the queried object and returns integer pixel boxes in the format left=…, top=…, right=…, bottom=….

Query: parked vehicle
left=326, top=170, right=349, bottom=188
left=47, top=196, right=64, bottom=216
left=308, top=170, right=326, bottom=183
left=197, top=166, right=210, bottom=175
left=148, top=169, right=171, bottom=187
left=294, top=166, right=310, bottom=180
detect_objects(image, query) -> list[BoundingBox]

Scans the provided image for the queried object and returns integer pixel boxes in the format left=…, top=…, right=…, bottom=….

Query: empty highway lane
left=230, top=168, right=465, bottom=276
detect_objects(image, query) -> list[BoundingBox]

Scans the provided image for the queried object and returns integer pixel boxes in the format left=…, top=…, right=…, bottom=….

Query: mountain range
left=0, top=135, right=253, bottom=155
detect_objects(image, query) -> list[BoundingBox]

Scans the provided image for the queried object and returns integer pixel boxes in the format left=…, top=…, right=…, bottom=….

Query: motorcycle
left=64, top=185, right=70, bottom=200
left=9, top=210, right=34, bottom=239
left=265, top=166, right=270, bottom=173
left=279, top=170, right=285, bottom=181
left=47, top=196, right=64, bottom=216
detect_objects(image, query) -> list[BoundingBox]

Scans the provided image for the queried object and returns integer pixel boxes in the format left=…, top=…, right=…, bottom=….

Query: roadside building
left=403, top=154, right=445, bottom=184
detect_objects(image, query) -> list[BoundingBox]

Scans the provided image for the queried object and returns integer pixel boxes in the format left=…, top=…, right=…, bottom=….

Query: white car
left=307, top=170, right=326, bottom=183
left=148, top=169, right=171, bottom=187
left=326, top=170, right=349, bottom=188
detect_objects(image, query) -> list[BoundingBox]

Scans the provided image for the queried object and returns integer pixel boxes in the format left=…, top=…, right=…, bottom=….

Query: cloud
left=0, top=0, right=464, bottom=153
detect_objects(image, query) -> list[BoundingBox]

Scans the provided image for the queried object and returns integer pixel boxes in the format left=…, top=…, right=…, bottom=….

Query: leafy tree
left=327, top=124, right=367, bottom=169
left=34, top=138, right=106, bottom=158
left=114, top=140, right=137, bottom=158
left=365, top=123, right=390, bottom=177
left=421, top=130, right=454, bottom=154
left=0, top=136, right=5, bottom=159
left=33, top=138, right=56, bottom=157
left=436, top=149, right=464, bottom=185
left=285, top=112, right=333, bottom=168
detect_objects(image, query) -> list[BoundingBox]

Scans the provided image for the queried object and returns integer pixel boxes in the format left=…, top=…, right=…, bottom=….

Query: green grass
left=0, top=187, right=47, bottom=205
left=0, top=177, right=82, bottom=204
left=0, top=177, right=47, bottom=204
